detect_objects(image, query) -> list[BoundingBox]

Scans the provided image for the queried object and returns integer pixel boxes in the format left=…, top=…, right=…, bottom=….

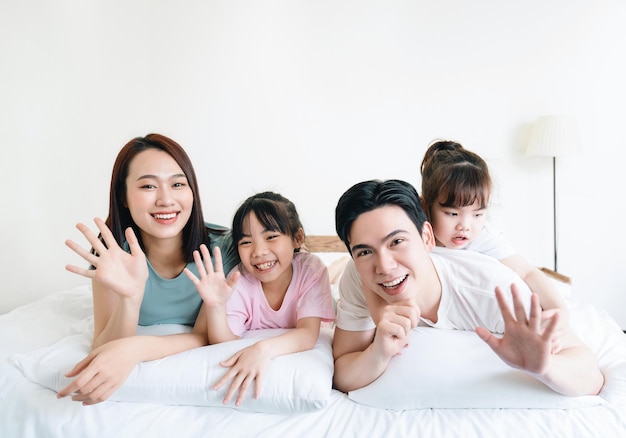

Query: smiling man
left=331, top=179, right=603, bottom=397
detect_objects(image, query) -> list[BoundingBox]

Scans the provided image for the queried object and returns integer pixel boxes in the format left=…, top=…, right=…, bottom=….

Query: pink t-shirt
left=226, top=252, right=336, bottom=336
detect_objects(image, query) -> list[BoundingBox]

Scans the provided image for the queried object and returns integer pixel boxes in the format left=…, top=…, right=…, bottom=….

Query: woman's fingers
left=75, top=222, right=104, bottom=252
left=65, top=238, right=99, bottom=275
left=58, top=364, right=97, bottom=398
left=66, top=218, right=116, bottom=267
left=124, top=225, right=144, bottom=257
left=95, top=217, right=119, bottom=252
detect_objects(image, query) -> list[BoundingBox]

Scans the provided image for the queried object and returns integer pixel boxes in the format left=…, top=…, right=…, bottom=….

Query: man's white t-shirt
left=335, top=247, right=531, bottom=334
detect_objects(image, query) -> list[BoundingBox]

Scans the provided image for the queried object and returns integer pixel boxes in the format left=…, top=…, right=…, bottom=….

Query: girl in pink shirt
left=185, top=191, right=335, bottom=407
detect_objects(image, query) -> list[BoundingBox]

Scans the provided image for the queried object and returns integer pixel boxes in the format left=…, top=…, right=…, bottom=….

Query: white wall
left=1, top=1, right=625, bottom=327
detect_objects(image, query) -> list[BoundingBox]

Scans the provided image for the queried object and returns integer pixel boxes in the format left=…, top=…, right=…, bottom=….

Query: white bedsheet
left=1, top=285, right=626, bottom=438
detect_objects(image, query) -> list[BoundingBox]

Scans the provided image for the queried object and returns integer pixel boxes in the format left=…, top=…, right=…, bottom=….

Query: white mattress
left=1, top=285, right=626, bottom=438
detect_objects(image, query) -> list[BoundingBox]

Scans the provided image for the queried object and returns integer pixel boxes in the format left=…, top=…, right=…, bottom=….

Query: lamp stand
left=551, top=156, right=558, bottom=272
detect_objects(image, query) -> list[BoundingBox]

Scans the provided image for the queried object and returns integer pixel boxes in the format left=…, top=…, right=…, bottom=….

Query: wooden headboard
left=304, top=235, right=347, bottom=253
left=539, top=267, right=571, bottom=285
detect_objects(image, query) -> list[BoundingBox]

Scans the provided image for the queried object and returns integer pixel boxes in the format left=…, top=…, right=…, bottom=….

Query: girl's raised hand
left=184, top=245, right=240, bottom=308
left=65, top=218, right=148, bottom=299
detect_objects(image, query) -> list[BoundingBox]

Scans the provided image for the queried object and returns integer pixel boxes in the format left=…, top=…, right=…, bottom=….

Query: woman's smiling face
left=124, top=148, right=193, bottom=246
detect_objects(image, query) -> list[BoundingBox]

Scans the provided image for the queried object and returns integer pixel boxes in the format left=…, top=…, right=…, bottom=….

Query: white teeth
left=383, top=275, right=406, bottom=288
left=256, top=261, right=276, bottom=270
left=154, top=213, right=176, bottom=219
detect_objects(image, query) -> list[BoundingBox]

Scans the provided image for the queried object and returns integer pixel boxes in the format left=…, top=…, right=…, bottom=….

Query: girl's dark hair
left=335, top=179, right=427, bottom=253
left=420, top=140, right=492, bottom=219
left=231, top=191, right=304, bottom=251
left=104, top=133, right=212, bottom=262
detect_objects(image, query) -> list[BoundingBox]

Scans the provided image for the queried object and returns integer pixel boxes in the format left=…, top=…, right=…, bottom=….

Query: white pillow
left=348, top=327, right=606, bottom=410
left=12, top=327, right=334, bottom=414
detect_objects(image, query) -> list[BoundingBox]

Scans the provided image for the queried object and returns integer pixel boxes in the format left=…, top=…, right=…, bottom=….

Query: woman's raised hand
left=184, top=245, right=240, bottom=308
left=65, top=217, right=148, bottom=299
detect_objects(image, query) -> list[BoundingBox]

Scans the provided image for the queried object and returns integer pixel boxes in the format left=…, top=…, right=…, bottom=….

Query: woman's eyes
left=138, top=184, right=187, bottom=189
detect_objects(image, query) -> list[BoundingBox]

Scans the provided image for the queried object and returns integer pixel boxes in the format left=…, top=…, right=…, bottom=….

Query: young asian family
left=59, top=134, right=603, bottom=407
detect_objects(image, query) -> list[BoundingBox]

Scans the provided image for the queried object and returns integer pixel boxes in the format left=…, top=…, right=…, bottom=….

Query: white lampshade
left=526, top=115, right=582, bottom=157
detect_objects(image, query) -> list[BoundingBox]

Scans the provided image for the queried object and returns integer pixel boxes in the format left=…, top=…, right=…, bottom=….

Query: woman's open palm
left=65, top=217, right=148, bottom=298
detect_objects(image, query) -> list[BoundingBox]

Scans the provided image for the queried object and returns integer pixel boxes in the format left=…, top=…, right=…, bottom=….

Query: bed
left=1, top=236, right=625, bottom=438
